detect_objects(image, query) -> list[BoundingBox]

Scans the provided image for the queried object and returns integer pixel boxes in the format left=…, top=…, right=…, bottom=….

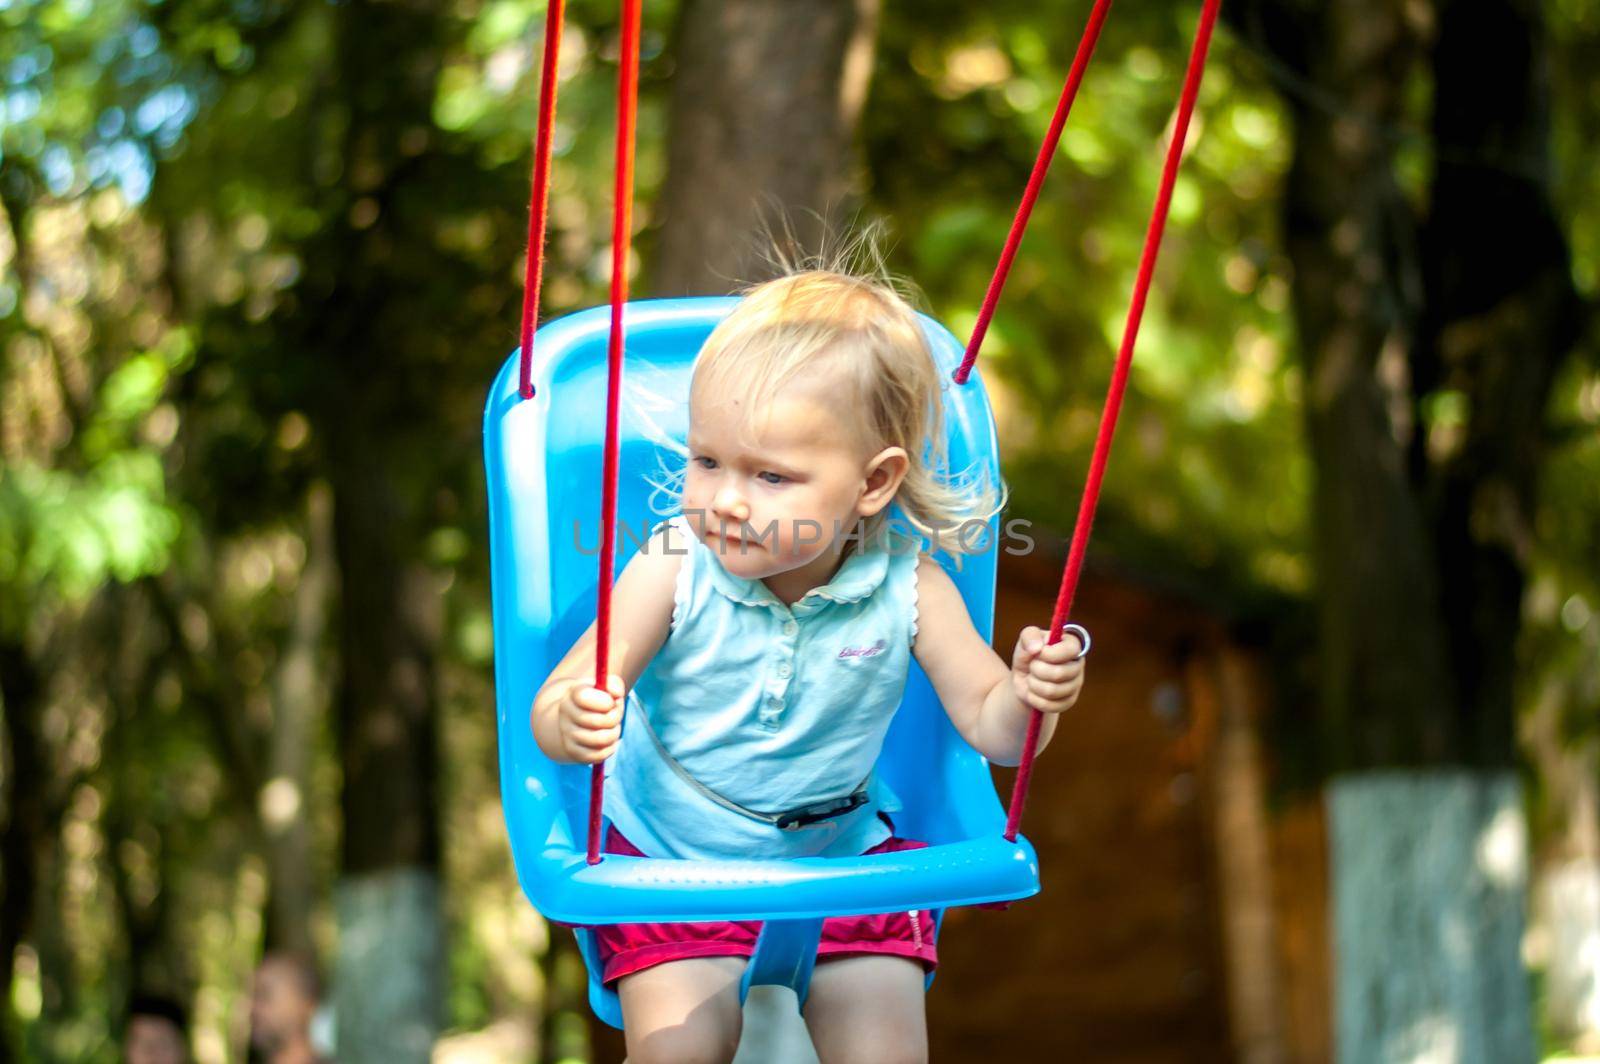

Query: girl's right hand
left=558, top=674, right=626, bottom=764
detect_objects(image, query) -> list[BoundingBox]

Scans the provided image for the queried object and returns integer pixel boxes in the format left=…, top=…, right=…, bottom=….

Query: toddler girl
left=531, top=267, right=1086, bottom=1064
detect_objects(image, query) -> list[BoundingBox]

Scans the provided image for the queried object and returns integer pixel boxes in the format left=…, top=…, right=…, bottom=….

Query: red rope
left=587, top=0, right=644, bottom=866
left=1004, top=0, right=1222, bottom=842
left=953, top=0, right=1115, bottom=386
left=518, top=0, right=567, bottom=400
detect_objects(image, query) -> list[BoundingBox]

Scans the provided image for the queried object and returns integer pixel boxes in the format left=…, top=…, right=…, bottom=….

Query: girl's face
left=682, top=381, right=906, bottom=586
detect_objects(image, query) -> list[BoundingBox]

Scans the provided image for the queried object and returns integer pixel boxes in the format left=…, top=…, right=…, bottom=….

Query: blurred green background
left=1, top=0, right=1597, bottom=1061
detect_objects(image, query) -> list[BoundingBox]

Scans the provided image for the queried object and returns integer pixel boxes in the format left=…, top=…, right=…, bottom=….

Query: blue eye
left=758, top=471, right=787, bottom=485
left=692, top=455, right=717, bottom=470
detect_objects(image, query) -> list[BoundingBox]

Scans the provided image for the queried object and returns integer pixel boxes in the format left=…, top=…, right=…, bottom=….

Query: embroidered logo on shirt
left=837, top=639, right=888, bottom=660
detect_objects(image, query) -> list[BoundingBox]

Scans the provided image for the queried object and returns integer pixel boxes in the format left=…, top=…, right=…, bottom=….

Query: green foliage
left=0, top=321, right=188, bottom=628
left=866, top=1, right=1309, bottom=608
left=0, top=456, right=176, bottom=604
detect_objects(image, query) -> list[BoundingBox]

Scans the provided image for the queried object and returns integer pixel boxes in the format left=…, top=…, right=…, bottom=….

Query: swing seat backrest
left=484, top=297, right=1039, bottom=1019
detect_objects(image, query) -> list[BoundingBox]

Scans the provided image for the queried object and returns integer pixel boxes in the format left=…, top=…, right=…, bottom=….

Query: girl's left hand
left=1010, top=624, right=1086, bottom=715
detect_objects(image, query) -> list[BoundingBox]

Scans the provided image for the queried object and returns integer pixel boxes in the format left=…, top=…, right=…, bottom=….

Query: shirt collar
left=700, top=528, right=905, bottom=609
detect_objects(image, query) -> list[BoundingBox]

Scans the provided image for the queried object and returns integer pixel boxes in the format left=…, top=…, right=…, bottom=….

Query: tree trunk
left=1279, top=0, right=1451, bottom=769
left=328, top=507, right=444, bottom=1061
left=1418, top=0, right=1584, bottom=767
left=1329, top=772, right=1532, bottom=1062
left=1233, top=0, right=1584, bottom=1057
left=104, top=590, right=189, bottom=1002
left=653, top=0, right=882, bottom=295
left=263, top=483, right=334, bottom=956
left=0, top=640, right=45, bottom=1058
left=308, top=2, right=457, bottom=1058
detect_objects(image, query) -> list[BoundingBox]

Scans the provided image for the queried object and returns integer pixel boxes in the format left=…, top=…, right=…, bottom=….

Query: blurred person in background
left=122, top=993, right=190, bottom=1064
left=248, top=951, right=328, bottom=1064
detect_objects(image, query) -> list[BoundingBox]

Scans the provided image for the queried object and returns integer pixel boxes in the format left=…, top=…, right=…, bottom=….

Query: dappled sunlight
left=1477, top=804, right=1530, bottom=891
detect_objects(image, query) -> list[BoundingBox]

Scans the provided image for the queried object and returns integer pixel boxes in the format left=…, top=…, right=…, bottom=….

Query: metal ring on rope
left=1060, top=623, right=1091, bottom=661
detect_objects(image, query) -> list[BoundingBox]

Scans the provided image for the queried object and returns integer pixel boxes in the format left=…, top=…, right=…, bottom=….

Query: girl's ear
left=858, top=446, right=910, bottom=517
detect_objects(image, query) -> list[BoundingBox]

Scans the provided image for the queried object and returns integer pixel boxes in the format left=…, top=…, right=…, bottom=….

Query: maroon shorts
left=589, top=826, right=940, bottom=986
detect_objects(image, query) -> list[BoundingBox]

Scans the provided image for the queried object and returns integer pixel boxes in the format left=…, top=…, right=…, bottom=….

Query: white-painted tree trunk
left=333, top=867, right=443, bottom=1063
left=1328, top=771, right=1535, bottom=1064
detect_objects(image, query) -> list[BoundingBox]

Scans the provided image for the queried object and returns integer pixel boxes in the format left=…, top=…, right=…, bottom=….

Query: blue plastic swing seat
left=484, top=297, right=1041, bottom=1027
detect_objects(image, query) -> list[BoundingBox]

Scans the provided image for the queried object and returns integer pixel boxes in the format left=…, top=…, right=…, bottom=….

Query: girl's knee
left=803, top=956, right=927, bottom=1064
left=859, top=1043, right=926, bottom=1064
left=619, top=957, right=746, bottom=1064
left=809, top=1027, right=926, bottom=1064
left=626, top=1021, right=741, bottom=1064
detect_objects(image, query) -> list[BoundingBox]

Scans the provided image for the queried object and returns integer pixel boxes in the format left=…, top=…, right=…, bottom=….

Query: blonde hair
left=648, top=226, right=1007, bottom=558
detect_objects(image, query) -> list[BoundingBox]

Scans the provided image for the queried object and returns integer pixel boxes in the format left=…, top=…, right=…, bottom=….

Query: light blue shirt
left=606, top=513, right=922, bottom=860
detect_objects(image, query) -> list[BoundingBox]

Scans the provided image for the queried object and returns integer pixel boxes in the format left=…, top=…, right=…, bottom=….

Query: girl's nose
left=711, top=483, right=749, bottom=523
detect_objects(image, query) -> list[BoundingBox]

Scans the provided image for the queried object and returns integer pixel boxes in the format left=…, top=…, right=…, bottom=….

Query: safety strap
left=632, top=704, right=873, bottom=832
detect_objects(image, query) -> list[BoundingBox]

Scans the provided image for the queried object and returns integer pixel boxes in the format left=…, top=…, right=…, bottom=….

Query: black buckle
left=774, top=791, right=870, bottom=831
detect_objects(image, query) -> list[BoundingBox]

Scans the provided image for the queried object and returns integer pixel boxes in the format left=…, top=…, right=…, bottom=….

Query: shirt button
left=776, top=661, right=792, bottom=678
left=782, top=620, right=798, bottom=636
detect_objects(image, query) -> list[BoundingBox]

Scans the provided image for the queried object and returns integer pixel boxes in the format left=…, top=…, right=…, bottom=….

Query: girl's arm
left=910, top=555, right=1085, bottom=767
left=531, top=520, right=686, bottom=764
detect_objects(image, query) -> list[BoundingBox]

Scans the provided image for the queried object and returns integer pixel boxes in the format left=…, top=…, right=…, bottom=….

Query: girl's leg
left=801, top=955, right=928, bottom=1064
left=617, top=956, right=747, bottom=1064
